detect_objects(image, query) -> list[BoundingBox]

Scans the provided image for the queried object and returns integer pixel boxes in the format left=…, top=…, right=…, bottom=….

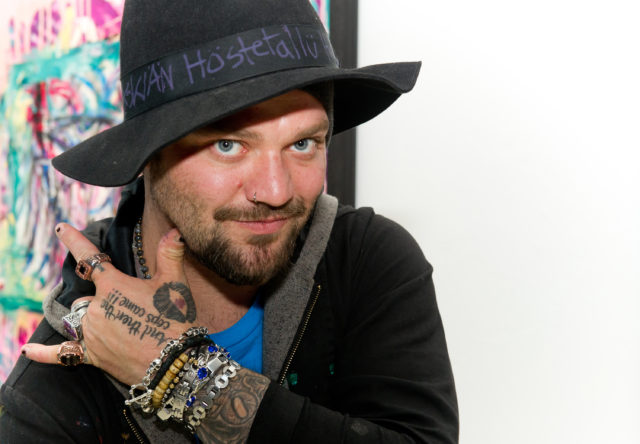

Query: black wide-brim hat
left=52, top=0, right=421, bottom=187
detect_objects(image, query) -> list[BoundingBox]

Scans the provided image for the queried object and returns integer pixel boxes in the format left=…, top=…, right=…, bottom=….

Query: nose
left=246, top=151, right=293, bottom=207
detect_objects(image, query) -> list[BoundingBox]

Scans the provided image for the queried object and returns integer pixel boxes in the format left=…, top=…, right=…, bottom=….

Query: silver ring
left=253, top=192, right=257, bottom=204
left=71, top=300, right=90, bottom=313
left=62, top=303, right=89, bottom=341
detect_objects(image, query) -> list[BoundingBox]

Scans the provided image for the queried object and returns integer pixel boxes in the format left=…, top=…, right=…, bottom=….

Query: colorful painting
left=1, top=39, right=123, bottom=304
left=1, top=0, right=124, bottom=94
left=0, top=309, right=44, bottom=381
left=0, top=0, right=124, bottom=382
left=310, top=0, right=331, bottom=29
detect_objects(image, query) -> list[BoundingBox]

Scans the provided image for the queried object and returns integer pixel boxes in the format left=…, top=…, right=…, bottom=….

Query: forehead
left=196, top=89, right=328, bottom=135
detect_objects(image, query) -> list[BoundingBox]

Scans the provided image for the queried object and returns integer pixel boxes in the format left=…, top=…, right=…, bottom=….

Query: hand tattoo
left=99, top=282, right=197, bottom=346
left=153, top=282, right=197, bottom=323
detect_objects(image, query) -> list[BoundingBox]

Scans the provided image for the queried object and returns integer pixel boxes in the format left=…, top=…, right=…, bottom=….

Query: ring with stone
left=75, top=253, right=111, bottom=281
left=57, top=341, right=84, bottom=366
left=62, top=304, right=89, bottom=341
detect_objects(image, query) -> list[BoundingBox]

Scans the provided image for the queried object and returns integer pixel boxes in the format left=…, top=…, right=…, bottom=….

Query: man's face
left=146, top=89, right=329, bottom=286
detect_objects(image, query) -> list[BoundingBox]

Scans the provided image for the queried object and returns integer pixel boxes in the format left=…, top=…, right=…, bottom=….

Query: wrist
left=194, top=367, right=270, bottom=442
left=125, top=326, right=245, bottom=433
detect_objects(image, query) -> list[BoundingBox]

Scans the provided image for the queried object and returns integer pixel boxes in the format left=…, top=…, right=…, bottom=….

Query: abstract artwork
left=0, top=0, right=124, bottom=381
left=310, top=0, right=330, bottom=28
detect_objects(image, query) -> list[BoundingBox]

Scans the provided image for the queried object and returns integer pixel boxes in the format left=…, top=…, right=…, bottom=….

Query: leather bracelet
left=126, top=326, right=210, bottom=411
left=149, top=335, right=213, bottom=391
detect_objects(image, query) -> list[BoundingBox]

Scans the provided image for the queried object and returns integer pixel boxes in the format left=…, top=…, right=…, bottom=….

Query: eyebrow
left=194, top=118, right=330, bottom=143
left=291, top=120, right=330, bottom=140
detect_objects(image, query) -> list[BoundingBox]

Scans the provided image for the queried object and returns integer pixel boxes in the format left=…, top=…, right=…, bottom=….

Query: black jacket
left=0, top=187, right=458, bottom=443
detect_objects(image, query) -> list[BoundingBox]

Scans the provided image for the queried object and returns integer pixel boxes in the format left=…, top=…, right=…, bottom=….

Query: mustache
left=214, top=198, right=307, bottom=222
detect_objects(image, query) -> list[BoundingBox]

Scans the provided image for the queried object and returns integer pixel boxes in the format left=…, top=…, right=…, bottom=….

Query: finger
left=21, top=342, right=92, bottom=366
left=21, top=343, right=58, bottom=364
left=55, top=223, right=116, bottom=282
left=154, top=228, right=186, bottom=282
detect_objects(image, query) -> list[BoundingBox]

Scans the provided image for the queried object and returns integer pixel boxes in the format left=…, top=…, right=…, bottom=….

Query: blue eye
left=214, top=140, right=241, bottom=154
left=291, top=139, right=314, bottom=152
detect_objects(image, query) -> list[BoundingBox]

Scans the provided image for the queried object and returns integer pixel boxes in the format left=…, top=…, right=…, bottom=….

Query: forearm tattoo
left=197, top=369, right=270, bottom=444
left=99, top=282, right=197, bottom=346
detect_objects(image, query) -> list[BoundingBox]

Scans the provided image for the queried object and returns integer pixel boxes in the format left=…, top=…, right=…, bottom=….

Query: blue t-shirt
left=196, top=296, right=264, bottom=444
left=209, top=295, right=263, bottom=373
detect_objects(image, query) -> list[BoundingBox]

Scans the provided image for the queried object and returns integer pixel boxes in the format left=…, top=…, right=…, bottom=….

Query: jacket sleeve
left=0, top=383, right=78, bottom=444
left=0, top=321, right=141, bottom=444
left=248, top=209, right=459, bottom=443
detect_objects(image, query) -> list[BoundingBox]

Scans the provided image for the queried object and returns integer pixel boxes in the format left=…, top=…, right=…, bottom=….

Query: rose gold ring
left=57, top=341, right=84, bottom=366
left=75, top=253, right=111, bottom=281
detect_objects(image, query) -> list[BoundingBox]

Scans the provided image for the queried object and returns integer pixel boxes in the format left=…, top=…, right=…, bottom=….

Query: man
left=0, top=0, right=458, bottom=442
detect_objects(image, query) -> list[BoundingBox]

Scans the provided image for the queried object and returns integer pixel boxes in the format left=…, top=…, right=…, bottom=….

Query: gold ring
left=57, top=341, right=84, bottom=366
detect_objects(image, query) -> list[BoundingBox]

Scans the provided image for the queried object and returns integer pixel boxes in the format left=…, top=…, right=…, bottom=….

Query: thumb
left=154, top=228, right=186, bottom=281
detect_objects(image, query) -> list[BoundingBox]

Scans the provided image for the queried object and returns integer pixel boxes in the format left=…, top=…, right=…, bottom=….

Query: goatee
left=183, top=200, right=308, bottom=286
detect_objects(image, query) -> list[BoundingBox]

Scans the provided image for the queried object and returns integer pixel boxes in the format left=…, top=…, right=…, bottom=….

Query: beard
left=148, top=163, right=312, bottom=286
left=183, top=200, right=308, bottom=286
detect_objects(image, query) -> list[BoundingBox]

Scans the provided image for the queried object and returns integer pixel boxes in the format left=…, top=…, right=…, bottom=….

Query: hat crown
left=120, top=0, right=325, bottom=76
left=52, top=0, right=420, bottom=187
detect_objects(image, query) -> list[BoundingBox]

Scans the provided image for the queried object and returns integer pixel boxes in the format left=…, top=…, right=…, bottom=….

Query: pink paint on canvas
left=9, top=0, right=124, bottom=65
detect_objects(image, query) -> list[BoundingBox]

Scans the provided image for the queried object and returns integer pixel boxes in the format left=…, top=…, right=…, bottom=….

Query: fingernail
left=21, top=345, right=29, bottom=356
left=55, top=224, right=62, bottom=234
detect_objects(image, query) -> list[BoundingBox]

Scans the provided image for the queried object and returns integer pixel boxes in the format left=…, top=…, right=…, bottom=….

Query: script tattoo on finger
left=94, top=262, right=105, bottom=272
left=99, top=288, right=174, bottom=346
left=197, top=370, right=269, bottom=443
left=153, top=282, right=197, bottom=323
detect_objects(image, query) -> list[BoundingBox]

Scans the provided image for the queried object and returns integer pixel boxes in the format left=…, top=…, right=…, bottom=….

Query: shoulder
left=320, top=203, right=434, bottom=315
left=330, top=203, right=432, bottom=275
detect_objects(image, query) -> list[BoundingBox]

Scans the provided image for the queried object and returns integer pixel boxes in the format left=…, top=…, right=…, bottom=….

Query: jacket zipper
left=122, top=407, right=146, bottom=443
left=278, top=283, right=322, bottom=385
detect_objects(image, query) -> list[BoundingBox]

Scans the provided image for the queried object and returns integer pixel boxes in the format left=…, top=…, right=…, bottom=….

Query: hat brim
left=52, top=61, right=421, bottom=187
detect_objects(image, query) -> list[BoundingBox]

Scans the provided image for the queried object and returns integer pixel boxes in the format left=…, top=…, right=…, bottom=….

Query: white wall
left=357, top=1, right=640, bottom=443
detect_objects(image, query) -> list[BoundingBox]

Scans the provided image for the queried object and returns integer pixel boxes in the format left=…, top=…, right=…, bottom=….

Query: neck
left=140, top=195, right=257, bottom=333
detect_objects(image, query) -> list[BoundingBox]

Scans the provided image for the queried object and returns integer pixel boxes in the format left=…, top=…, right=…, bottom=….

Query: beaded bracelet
left=151, top=352, right=189, bottom=408
left=149, top=335, right=213, bottom=391
left=126, top=326, right=210, bottom=411
left=156, top=346, right=206, bottom=411
left=156, top=347, right=239, bottom=426
left=156, top=346, right=223, bottom=421
left=126, top=325, right=241, bottom=432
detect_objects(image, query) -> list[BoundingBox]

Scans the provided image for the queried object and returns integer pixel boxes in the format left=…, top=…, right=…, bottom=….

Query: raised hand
left=21, top=222, right=271, bottom=443
left=22, top=223, right=197, bottom=386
